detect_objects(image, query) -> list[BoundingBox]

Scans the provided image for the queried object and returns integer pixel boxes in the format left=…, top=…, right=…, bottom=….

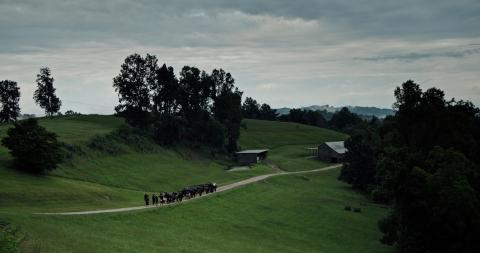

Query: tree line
left=339, top=80, right=480, bottom=253
left=241, top=96, right=375, bottom=133
left=1, top=67, right=63, bottom=174
left=0, top=67, right=62, bottom=122
left=112, top=53, right=243, bottom=152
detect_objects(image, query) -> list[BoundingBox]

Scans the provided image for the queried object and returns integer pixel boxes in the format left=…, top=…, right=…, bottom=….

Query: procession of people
left=143, top=182, right=217, bottom=206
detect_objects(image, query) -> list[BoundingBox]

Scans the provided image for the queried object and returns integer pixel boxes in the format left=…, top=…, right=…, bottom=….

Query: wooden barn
left=235, top=149, right=269, bottom=165
left=317, top=141, right=347, bottom=163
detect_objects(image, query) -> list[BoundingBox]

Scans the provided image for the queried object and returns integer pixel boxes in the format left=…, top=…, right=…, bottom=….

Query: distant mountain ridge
left=275, top=105, right=395, bottom=118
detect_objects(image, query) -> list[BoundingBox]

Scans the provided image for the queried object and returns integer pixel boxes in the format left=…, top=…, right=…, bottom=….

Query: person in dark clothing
left=144, top=193, right=149, bottom=206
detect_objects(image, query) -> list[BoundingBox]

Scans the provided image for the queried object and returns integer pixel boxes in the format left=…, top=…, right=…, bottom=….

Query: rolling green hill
left=240, top=119, right=348, bottom=149
left=0, top=115, right=390, bottom=253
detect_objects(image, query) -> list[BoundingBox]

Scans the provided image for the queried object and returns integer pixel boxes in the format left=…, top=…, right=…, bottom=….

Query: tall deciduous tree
left=113, top=54, right=152, bottom=128
left=34, top=67, right=61, bottom=117
left=259, top=103, right=278, bottom=120
left=212, top=69, right=243, bottom=152
left=151, top=64, right=179, bottom=114
left=241, top=97, right=260, bottom=119
left=0, top=80, right=20, bottom=123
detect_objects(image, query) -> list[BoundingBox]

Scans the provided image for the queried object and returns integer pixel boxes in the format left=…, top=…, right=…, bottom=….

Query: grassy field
left=240, top=119, right=348, bottom=149
left=2, top=169, right=391, bottom=253
left=240, top=119, right=347, bottom=172
left=0, top=115, right=391, bottom=253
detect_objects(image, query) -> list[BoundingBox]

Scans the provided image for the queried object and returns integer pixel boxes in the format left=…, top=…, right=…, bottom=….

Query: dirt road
left=35, top=164, right=341, bottom=215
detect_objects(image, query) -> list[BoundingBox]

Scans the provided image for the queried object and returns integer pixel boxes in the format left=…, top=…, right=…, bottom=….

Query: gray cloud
left=0, top=0, right=479, bottom=115
left=356, top=47, right=480, bottom=62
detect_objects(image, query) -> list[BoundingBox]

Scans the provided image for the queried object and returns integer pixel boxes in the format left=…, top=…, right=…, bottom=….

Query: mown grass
left=2, top=169, right=392, bottom=253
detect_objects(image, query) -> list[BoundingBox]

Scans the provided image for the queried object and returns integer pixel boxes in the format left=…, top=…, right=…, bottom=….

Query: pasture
left=0, top=115, right=390, bottom=253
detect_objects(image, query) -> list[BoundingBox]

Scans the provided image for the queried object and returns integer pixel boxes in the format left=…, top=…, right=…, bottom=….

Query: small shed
left=236, top=149, right=269, bottom=165
left=318, top=141, right=347, bottom=163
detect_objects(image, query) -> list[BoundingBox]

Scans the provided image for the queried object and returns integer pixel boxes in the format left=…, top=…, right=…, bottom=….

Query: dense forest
left=340, top=80, right=480, bottom=253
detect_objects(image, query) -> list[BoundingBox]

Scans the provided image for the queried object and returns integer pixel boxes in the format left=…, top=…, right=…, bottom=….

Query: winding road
left=35, top=164, right=341, bottom=216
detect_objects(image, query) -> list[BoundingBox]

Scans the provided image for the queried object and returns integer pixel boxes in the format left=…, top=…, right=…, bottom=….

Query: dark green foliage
left=279, top=108, right=328, bottom=128
left=340, top=128, right=381, bottom=191
left=339, top=80, right=480, bottom=252
left=241, top=97, right=261, bottom=119
left=212, top=69, right=243, bottom=152
left=259, top=103, right=278, bottom=120
left=338, top=80, right=480, bottom=252
left=1, top=118, right=62, bottom=174
left=88, top=125, right=157, bottom=154
left=152, top=64, right=179, bottom=114
left=113, top=54, right=152, bottom=128
left=112, top=54, right=244, bottom=152
left=0, top=222, right=22, bottom=253
left=33, top=67, right=61, bottom=117
left=152, top=114, right=184, bottom=145
left=64, top=110, right=81, bottom=116
left=329, top=107, right=363, bottom=133
left=0, top=80, right=20, bottom=123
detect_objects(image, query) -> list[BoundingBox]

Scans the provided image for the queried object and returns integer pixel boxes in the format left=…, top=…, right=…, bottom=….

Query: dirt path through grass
left=35, top=164, right=341, bottom=215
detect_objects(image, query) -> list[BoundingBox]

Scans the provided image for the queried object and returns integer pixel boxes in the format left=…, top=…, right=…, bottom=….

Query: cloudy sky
left=1, top=0, right=479, bottom=115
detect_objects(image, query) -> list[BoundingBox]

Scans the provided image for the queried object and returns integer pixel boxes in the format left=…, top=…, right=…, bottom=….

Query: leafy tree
left=340, top=127, right=381, bottom=191
left=241, top=97, right=260, bottom=119
left=1, top=118, right=62, bottom=174
left=177, top=66, right=213, bottom=142
left=259, top=103, right=277, bottom=120
left=329, top=107, right=362, bottom=132
left=152, top=114, right=185, bottom=145
left=64, top=110, right=81, bottom=116
left=0, top=80, right=20, bottom=123
left=370, top=80, right=480, bottom=252
left=212, top=69, right=243, bottom=152
left=113, top=54, right=152, bottom=128
left=380, top=148, right=480, bottom=253
left=279, top=108, right=328, bottom=128
left=34, top=67, right=61, bottom=117
left=152, top=64, right=179, bottom=115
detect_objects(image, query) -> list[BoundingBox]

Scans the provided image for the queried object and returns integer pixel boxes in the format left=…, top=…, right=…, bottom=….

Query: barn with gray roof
left=317, top=141, right=347, bottom=163
left=235, top=149, right=269, bottom=165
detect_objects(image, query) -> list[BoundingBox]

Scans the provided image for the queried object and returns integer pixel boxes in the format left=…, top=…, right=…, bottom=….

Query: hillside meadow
left=0, top=115, right=390, bottom=253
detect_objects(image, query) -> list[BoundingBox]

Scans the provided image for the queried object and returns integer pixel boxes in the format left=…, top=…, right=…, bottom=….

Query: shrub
left=1, top=118, right=62, bottom=174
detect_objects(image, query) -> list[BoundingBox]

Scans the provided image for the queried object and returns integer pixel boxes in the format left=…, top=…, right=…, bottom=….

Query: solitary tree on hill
left=0, top=80, right=21, bottom=123
left=34, top=67, right=61, bottom=117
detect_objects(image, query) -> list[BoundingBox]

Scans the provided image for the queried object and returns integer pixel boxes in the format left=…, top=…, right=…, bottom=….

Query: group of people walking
left=143, top=182, right=217, bottom=206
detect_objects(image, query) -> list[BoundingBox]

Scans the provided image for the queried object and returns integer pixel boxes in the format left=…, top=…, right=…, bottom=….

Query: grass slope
left=2, top=169, right=391, bottom=253
left=240, top=119, right=348, bottom=172
left=0, top=115, right=390, bottom=253
left=240, top=119, right=348, bottom=149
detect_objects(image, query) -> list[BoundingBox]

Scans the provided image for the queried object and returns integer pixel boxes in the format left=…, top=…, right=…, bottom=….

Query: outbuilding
left=235, top=149, right=269, bottom=165
left=317, top=141, right=347, bottom=163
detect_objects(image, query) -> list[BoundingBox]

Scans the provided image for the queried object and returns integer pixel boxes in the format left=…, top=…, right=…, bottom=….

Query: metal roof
left=235, top=149, right=269, bottom=154
left=324, top=141, right=347, bottom=154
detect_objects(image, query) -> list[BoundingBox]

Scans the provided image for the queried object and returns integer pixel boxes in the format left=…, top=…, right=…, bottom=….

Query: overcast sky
left=1, top=0, right=479, bottom=115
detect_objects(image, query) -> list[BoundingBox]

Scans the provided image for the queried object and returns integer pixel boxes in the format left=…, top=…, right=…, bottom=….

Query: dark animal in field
left=144, top=193, right=149, bottom=206
left=153, top=182, right=217, bottom=205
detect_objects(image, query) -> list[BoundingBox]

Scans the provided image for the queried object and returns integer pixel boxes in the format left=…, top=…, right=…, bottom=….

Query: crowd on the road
left=143, top=182, right=217, bottom=206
